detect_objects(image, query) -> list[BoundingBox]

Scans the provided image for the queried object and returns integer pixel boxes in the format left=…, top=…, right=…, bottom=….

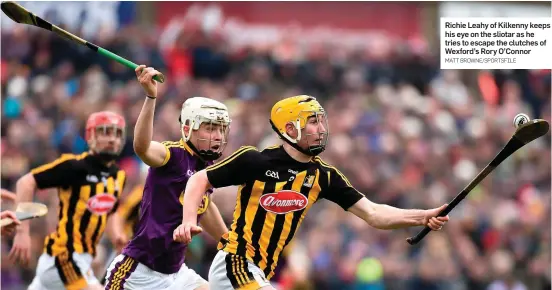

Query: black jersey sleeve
left=206, top=146, right=259, bottom=188
left=30, top=154, right=84, bottom=189
left=320, top=166, right=365, bottom=210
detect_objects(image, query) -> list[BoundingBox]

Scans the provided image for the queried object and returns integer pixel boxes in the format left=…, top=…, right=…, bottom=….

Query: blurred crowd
left=1, top=10, right=551, bottom=290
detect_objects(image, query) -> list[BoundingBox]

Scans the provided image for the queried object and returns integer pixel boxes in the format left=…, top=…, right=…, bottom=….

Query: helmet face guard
left=182, top=116, right=230, bottom=161
left=300, top=111, right=329, bottom=156
left=179, top=97, right=231, bottom=161
left=85, top=111, right=126, bottom=162
left=270, top=96, right=329, bottom=156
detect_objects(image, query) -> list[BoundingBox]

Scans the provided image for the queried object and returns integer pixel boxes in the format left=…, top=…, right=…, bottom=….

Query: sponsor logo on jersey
left=260, top=190, right=308, bottom=214
left=87, top=194, right=117, bottom=215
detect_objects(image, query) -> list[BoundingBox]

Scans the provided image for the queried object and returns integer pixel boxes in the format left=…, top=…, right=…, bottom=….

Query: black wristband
left=146, top=95, right=156, bottom=100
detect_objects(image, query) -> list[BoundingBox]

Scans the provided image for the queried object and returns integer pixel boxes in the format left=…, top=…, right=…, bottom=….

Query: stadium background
left=1, top=1, right=551, bottom=290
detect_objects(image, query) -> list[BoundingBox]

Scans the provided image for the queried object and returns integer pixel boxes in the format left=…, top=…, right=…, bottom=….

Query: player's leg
left=30, top=252, right=91, bottom=290
left=165, top=262, right=208, bottom=290
left=104, top=254, right=174, bottom=290
left=72, top=252, right=106, bottom=289
left=48, top=252, right=103, bottom=290
left=208, top=250, right=272, bottom=290
left=27, top=253, right=51, bottom=290
left=103, top=254, right=139, bottom=290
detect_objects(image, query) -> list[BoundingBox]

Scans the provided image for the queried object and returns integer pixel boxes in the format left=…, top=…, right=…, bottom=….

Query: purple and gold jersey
left=122, top=140, right=213, bottom=274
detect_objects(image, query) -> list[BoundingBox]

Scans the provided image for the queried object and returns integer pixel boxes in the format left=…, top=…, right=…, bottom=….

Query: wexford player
left=175, top=95, right=450, bottom=289
left=10, top=111, right=128, bottom=290
left=104, top=66, right=230, bottom=290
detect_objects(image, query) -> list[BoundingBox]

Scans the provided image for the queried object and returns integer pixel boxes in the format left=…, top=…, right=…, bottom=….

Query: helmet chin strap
left=269, top=120, right=326, bottom=156
left=185, top=140, right=222, bottom=161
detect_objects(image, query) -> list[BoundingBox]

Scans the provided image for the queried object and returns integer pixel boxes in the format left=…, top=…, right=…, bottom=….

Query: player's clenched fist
left=173, top=223, right=203, bottom=244
left=135, top=65, right=160, bottom=98
left=422, top=204, right=450, bottom=231
left=1, top=211, right=20, bottom=236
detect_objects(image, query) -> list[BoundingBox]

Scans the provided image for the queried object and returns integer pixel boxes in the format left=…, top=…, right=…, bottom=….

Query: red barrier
left=155, top=2, right=422, bottom=38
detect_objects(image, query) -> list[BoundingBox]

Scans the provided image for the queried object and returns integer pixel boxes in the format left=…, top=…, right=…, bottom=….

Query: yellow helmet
left=269, top=95, right=328, bottom=156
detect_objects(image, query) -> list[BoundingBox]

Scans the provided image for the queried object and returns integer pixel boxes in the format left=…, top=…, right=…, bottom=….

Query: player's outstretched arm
left=199, top=200, right=228, bottom=242
left=347, top=198, right=449, bottom=230
left=133, top=65, right=168, bottom=168
left=174, top=169, right=212, bottom=244
left=321, top=165, right=449, bottom=231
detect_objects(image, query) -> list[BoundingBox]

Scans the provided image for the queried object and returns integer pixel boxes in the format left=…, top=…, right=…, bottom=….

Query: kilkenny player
left=175, top=95, right=450, bottom=290
left=9, top=111, right=128, bottom=290
left=104, top=66, right=230, bottom=290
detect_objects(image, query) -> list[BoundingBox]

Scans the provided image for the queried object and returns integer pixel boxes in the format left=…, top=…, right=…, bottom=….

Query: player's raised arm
left=133, top=65, right=169, bottom=168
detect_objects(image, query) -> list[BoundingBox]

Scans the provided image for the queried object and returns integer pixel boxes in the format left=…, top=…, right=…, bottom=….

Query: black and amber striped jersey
left=116, top=184, right=143, bottom=238
left=206, top=145, right=364, bottom=279
left=31, top=152, right=126, bottom=257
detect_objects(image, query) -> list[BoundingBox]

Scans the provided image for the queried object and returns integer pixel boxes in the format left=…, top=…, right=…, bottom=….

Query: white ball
left=513, top=113, right=531, bottom=128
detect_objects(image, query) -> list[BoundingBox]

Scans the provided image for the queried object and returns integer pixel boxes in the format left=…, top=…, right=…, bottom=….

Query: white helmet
left=179, top=97, right=231, bottom=160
